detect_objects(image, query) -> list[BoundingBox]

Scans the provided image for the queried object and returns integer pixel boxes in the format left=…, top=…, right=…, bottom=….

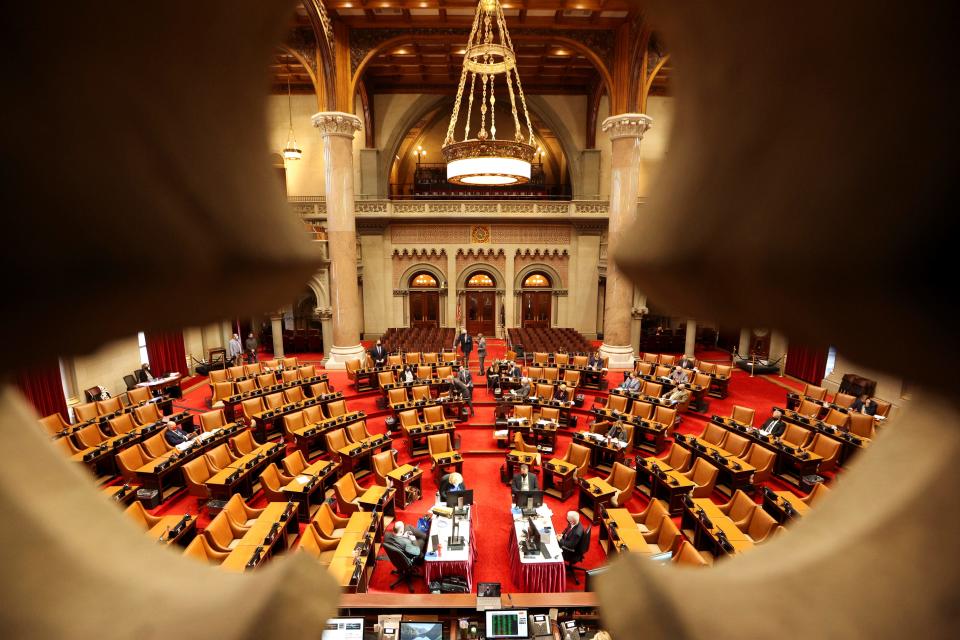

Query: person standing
left=370, top=339, right=388, bottom=367
left=228, top=333, right=242, bottom=365
left=454, top=366, right=475, bottom=416
left=476, top=333, right=487, bottom=377
left=244, top=332, right=258, bottom=363
left=454, top=328, right=473, bottom=368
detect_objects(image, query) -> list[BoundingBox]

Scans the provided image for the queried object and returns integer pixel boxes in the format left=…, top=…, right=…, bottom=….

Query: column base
left=323, top=344, right=367, bottom=369
left=600, top=343, right=635, bottom=369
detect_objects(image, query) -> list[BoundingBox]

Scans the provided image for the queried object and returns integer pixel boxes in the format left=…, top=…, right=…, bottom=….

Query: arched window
left=410, top=271, right=438, bottom=288
left=467, top=272, right=495, bottom=288
left=523, top=272, right=551, bottom=288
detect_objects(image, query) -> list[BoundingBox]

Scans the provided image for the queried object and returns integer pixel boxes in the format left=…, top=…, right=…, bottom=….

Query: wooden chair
left=604, top=462, right=636, bottom=506
left=203, top=510, right=245, bottom=552
left=683, top=458, right=719, bottom=498
left=719, top=490, right=758, bottom=529
left=731, top=405, right=756, bottom=426
left=258, top=463, right=292, bottom=502
left=223, top=494, right=264, bottom=529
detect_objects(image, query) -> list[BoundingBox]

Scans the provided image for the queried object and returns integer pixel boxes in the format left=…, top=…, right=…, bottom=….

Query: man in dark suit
left=851, top=393, right=878, bottom=416
left=588, top=351, right=603, bottom=370
left=509, top=361, right=523, bottom=378
left=454, top=329, right=473, bottom=366
left=511, top=377, right=531, bottom=400
left=679, top=355, right=697, bottom=370
left=758, top=409, right=786, bottom=437
left=370, top=339, right=388, bottom=367
left=453, top=366, right=475, bottom=416
left=163, top=422, right=192, bottom=446
left=554, top=384, right=569, bottom=402
left=511, top=463, right=539, bottom=492
left=604, top=421, right=628, bottom=442
left=559, top=511, right=584, bottom=563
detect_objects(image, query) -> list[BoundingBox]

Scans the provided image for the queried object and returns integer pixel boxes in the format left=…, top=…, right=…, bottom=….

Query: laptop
left=476, top=582, right=502, bottom=611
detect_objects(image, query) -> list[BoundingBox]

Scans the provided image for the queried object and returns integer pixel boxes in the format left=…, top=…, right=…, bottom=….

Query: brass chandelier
left=442, top=0, right=535, bottom=186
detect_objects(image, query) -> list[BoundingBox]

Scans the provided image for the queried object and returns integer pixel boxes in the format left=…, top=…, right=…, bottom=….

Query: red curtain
left=785, top=344, right=828, bottom=384
left=15, top=361, right=68, bottom=419
left=145, top=330, right=188, bottom=377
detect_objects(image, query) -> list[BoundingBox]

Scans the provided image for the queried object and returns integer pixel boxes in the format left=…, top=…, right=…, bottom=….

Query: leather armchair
left=646, top=514, right=681, bottom=553
left=427, top=433, right=453, bottom=457
left=629, top=401, right=654, bottom=420
left=642, top=353, right=659, bottom=364
left=415, top=365, right=431, bottom=380
left=671, top=540, right=708, bottom=567
left=534, top=352, right=549, bottom=365
left=554, top=353, right=570, bottom=366
left=372, top=450, right=398, bottom=486
left=96, top=397, right=123, bottom=415
left=388, top=388, right=409, bottom=408
left=744, top=444, right=776, bottom=485
left=683, top=458, right=720, bottom=499
left=199, top=409, right=229, bottom=432
left=108, top=413, right=137, bottom=436
left=719, top=490, right=758, bottom=529
left=183, top=535, right=229, bottom=564
left=635, top=362, right=653, bottom=376
left=282, top=450, right=309, bottom=476
left=378, top=371, right=396, bottom=388
left=560, top=443, right=590, bottom=479
left=297, top=365, right=316, bottom=379
left=326, top=400, right=347, bottom=418
left=824, top=408, right=849, bottom=429
left=39, top=413, right=71, bottom=437
left=642, top=381, right=663, bottom=397
left=284, top=387, right=304, bottom=404
left=514, top=405, right=534, bottom=421
left=630, top=498, right=669, bottom=536
left=535, top=383, right=553, bottom=400
left=262, top=359, right=280, bottom=370
left=280, top=357, right=299, bottom=369
left=346, top=421, right=372, bottom=444
left=731, top=405, right=756, bottom=426
left=744, top=508, right=778, bottom=543
left=411, top=385, right=431, bottom=401
left=387, top=355, right=403, bottom=367
left=210, top=382, right=235, bottom=408
left=833, top=392, right=856, bottom=408
left=781, top=424, right=812, bottom=449
left=399, top=410, right=423, bottom=430
left=116, top=445, right=151, bottom=482
left=124, top=501, right=164, bottom=529
left=257, top=373, right=277, bottom=389
left=73, top=403, right=99, bottom=423
left=223, top=493, right=264, bottom=529
left=543, top=368, right=558, bottom=382
left=239, top=398, right=265, bottom=425
left=700, top=422, right=728, bottom=447
left=142, top=432, right=172, bottom=458
left=423, top=406, right=445, bottom=423
left=659, top=354, right=676, bottom=366
left=345, top=358, right=361, bottom=382
left=604, top=462, right=636, bottom=506
left=805, top=433, right=842, bottom=472
left=333, top=472, right=364, bottom=514
left=297, top=523, right=338, bottom=565
left=562, top=370, right=580, bottom=388
left=281, top=369, right=299, bottom=385
left=325, top=428, right=349, bottom=459
left=527, top=367, right=543, bottom=379
left=660, top=444, right=692, bottom=473
left=652, top=406, right=677, bottom=435
left=75, top=423, right=109, bottom=449
left=572, top=355, right=588, bottom=367
left=126, top=387, right=151, bottom=405
left=512, top=432, right=541, bottom=465
left=436, top=366, right=453, bottom=379
left=723, top=432, right=751, bottom=458
left=605, top=395, right=628, bottom=412
left=244, top=363, right=263, bottom=377
left=258, top=463, right=293, bottom=502
left=802, top=482, right=831, bottom=507
left=204, top=444, right=237, bottom=471
left=309, top=381, right=332, bottom=396
left=406, top=352, right=422, bottom=365
left=236, top=379, right=257, bottom=394
left=228, top=365, right=246, bottom=380
left=203, top=511, right=245, bottom=552
left=802, top=384, right=827, bottom=401
left=263, top=392, right=285, bottom=410
left=182, top=457, right=215, bottom=499
left=208, top=369, right=229, bottom=384
left=848, top=413, right=876, bottom=438
left=422, top=353, right=439, bottom=364
left=313, top=502, right=348, bottom=539
left=796, top=399, right=822, bottom=418
left=229, top=430, right=264, bottom=456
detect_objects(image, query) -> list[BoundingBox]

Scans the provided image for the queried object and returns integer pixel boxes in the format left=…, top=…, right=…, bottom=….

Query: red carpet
left=136, top=344, right=827, bottom=593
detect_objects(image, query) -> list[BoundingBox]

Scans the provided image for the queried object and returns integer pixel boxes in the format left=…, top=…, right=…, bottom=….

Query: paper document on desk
left=296, top=475, right=311, bottom=485
left=175, top=442, right=192, bottom=452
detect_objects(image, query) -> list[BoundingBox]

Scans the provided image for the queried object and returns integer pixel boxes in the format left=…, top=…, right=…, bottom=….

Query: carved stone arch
left=305, top=270, right=330, bottom=309
left=380, top=95, right=450, bottom=197
left=456, top=262, right=505, bottom=291
left=515, top=262, right=564, bottom=290
left=398, top=262, right=447, bottom=290
left=521, top=95, right=583, bottom=198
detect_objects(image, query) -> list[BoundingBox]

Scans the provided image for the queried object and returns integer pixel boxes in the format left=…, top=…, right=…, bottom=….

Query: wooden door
left=409, top=291, right=440, bottom=328
left=465, top=291, right=495, bottom=335
left=521, top=291, right=552, bottom=328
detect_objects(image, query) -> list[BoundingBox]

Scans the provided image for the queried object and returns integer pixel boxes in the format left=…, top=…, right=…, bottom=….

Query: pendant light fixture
left=282, top=78, right=302, bottom=161
left=442, top=0, right=535, bottom=186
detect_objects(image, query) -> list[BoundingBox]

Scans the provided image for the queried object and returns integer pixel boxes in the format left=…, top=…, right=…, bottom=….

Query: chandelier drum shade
left=443, top=0, right=536, bottom=186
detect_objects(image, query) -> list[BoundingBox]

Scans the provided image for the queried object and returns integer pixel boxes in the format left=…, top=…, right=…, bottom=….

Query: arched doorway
left=520, top=271, right=553, bottom=328
left=408, top=271, right=441, bottom=329
left=465, top=271, right=496, bottom=335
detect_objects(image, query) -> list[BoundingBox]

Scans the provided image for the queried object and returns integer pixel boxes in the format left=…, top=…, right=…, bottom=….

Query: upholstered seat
left=263, top=392, right=285, bottom=410
left=605, top=462, right=636, bottom=506
left=411, top=385, right=431, bottom=401
left=244, top=363, right=263, bottom=377
left=804, top=433, right=842, bottom=472
left=744, top=444, right=776, bottom=485
left=399, top=409, right=422, bottom=431
left=671, top=540, right=708, bottom=566
left=533, top=352, right=549, bottom=365
left=236, top=379, right=257, bottom=394
left=823, top=408, right=849, bottom=429
left=562, top=370, right=580, bottom=388
left=833, top=392, right=856, bottom=408
left=719, top=490, right=758, bottom=529
left=428, top=433, right=453, bottom=458
left=204, top=443, right=237, bottom=471
left=559, top=443, right=590, bottom=479
left=124, top=501, right=164, bottom=529
left=141, top=431, right=173, bottom=458
left=802, top=482, right=831, bottom=507
left=378, top=371, right=396, bottom=388
left=848, top=413, right=876, bottom=439
left=743, top=507, right=778, bottom=543
left=346, top=421, right=372, bottom=444
left=436, top=365, right=453, bottom=379
left=512, top=432, right=541, bottom=465
left=700, top=422, right=728, bottom=447
left=642, top=353, right=659, bottom=364
left=386, top=355, right=403, bottom=367
left=422, top=353, right=438, bottom=364
left=208, top=369, right=229, bottom=384
left=256, top=373, right=277, bottom=389
left=554, top=353, right=569, bottom=366
left=326, top=400, right=348, bottom=418
left=39, top=413, right=71, bottom=437
left=96, top=397, right=123, bottom=415
left=802, top=384, right=827, bottom=401
left=535, top=383, right=554, bottom=400
left=731, top=405, right=756, bottom=426
left=309, top=381, right=332, bottom=396
left=229, top=429, right=264, bottom=456
left=645, top=514, right=682, bottom=553
left=423, top=406, right=445, bottom=423
left=630, top=498, right=669, bottom=535
left=296, top=524, right=338, bottom=565
left=126, top=387, right=152, bottom=405
left=629, top=401, right=654, bottom=420
left=183, top=535, right=229, bottom=564
left=781, top=423, right=812, bottom=448
left=182, top=457, right=215, bottom=499
left=514, top=405, right=534, bottom=421
left=281, top=369, right=299, bottom=385
left=282, top=450, right=309, bottom=476
left=372, top=450, right=399, bottom=486
left=74, top=423, right=109, bottom=449
left=203, top=510, right=245, bottom=552
left=284, top=387, right=305, bottom=404
left=108, top=413, right=138, bottom=436
left=73, top=403, right=99, bottom=423
left=406, top=352, right=422, bottom=365
left=543, top=367, right=559, bottom=382
left=116, top=445, right=152, bottom=481
left=297, top=365, right=316, bottom=379
left=209, top=382, right=235, bottom=408
left=796, top=399, right=822, bottom=418
left=312, top=502, right=348, bottom=539
left=652, top=406, right=677, bottom=435
left=635, top=362, right=653, bottom=376
left=722, top=432, right=751, bottom=458
left=332, top=472, right=364, bottom=514
left=258, top=463, right=292, bottom=502
left=642, top=381, right=663, bottom=397
left=683, top=458, right=720, bottom=498
left=658, top=443, right=692, bottom=473
left=223, top=493, right=264, bottom=529
left=199, top=409, right=230, bottom=432
left=605, top=395, right=628, bottom=412
left=227, top=365, right=246, bottom=380
left=280, top=357, right=298, bottom=369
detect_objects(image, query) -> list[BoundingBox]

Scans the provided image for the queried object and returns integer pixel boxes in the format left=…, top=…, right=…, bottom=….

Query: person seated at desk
left=386, top=520, right=426, bottom=561
left=401, top=366, right=415, bottom=384
left=511, top=463, right=538, bottom=492
left=599, top=420, right=628, bottom=443
left=617, top=372, right=641, bottom=392
left=138, top=363, right=156, bottom=383
left=508, top=361, right=523, bottom=378
left=758, top=409, right=786, bottom=437
left=511, top=377, right=532, bottom=400
left=370, top=339, right=388, bottom=367
left=588, top=351, right=604, bottom=370
left=669, top=366, right=690, bottom=385
left=554, top=384, right=570, bottom=402
left=851, top=393, right=878, bottom=416
left=664, top=383, right=691, bottom=406
left=559, top=511, right=585, bottom=563
left=163, top=421, right=192, bottom=446
left=439, top=472, right=466, bottom=501
left=679, top=354, right=697, bottom=370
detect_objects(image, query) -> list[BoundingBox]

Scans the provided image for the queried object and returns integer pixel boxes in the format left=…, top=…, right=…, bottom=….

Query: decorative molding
left=356, top=220, right=389, bottom=234
left=315, top=307, right=333, bottom=320
left=514, top=248, right=569, bottom=258
left=456, top=248, right=506, bottom=258
left=355, top=201, right=388, bottom=214
left=312, top=111, right=362, bottom=138
left=392, top=248, right=447, bottom=258
left=471, top=225, right=491, bottom=244
left=601, top=113, right=654, bottom=141
left=392, top=289, right=409, bottom=296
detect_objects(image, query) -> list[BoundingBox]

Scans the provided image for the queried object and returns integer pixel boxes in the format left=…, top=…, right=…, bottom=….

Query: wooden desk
left=506, top=419, right=558, bottom=453
left=404, top=421, right=456, bottom=458
left=134, top=427, right=239, bottom=501
left=681, top=498, right=753, bottom=560
left=220, top=501, right=299, bottom=572
left=673, top=434, right=756, bottom=497
left=136, top=373, right=183, bottom=398
left=496, top=396, right=574, bottom=426
left=505, top=450, right=541, bottom=482
left=206, top=443, right=285, bottom=501
left=577, top=477, right=616, bottom=524
left=710, top=416, right=824, bottom=490
left=357, top=485, right=396, bottom=519
left=543, top=458, right=577, bottom=501
left=103, top=483, right=138, bottom=506
left=430, top=451, right=464, bottom=483
left=571, top=431, right=628, bottom=474
left=146, top=514, right=196, bottom=546
left=282, top=459, right=339, bottom=521
left=763, top=489, right=811, bottom=524
left=386, top=464, right=423, bottom=509
left=600, top=508, right=655, bottom=556
left=778, top=406, right=872, bottom=466
left=635, top=457, right=696, bottom=516
left=291, top=410, right=366, bottom=458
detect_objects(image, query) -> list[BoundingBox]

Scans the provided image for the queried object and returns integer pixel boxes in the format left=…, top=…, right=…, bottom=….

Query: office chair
left=382, top=538, right=422, bottom=593
left=564, top=524, right=592, bottom=585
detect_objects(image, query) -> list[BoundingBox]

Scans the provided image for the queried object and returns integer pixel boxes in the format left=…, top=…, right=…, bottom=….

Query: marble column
left=312, top=112, right=365, bottom=369
left=684, top=319, right=697, bottom=358
left=599, top=113, right=653, bottom=368
left=270, top=313, right=285, bottom=359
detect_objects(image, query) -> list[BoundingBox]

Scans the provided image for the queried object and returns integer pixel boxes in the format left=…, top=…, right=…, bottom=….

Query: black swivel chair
left=383, top=538, right=422, bottom=593
left=564, top=524, right=592, bottom=586
left=123, top=374, right=139, bottom=391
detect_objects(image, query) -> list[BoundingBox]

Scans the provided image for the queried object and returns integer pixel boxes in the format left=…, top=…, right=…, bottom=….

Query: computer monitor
left=478, top=582, right=502, bottom=598
left=445, top=489, right=474, bottom=507
left=321, top=618, right=364, bottom=640
left=399, top=621, right=444, bottom=640
left=513, top=489, right=544, bottom=510
left=485, top=609, right=529, bottom=639
left=526, top=516, right=541, bottom=547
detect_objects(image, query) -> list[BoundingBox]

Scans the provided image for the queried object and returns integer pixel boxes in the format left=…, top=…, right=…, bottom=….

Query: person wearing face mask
left=370, top=339, right=387, bottom=367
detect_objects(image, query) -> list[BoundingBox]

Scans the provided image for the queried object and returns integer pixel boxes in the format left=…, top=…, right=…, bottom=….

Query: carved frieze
left=601, top=113, right=653, bottom=141
left=312, top=111, right=362, bottom=138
